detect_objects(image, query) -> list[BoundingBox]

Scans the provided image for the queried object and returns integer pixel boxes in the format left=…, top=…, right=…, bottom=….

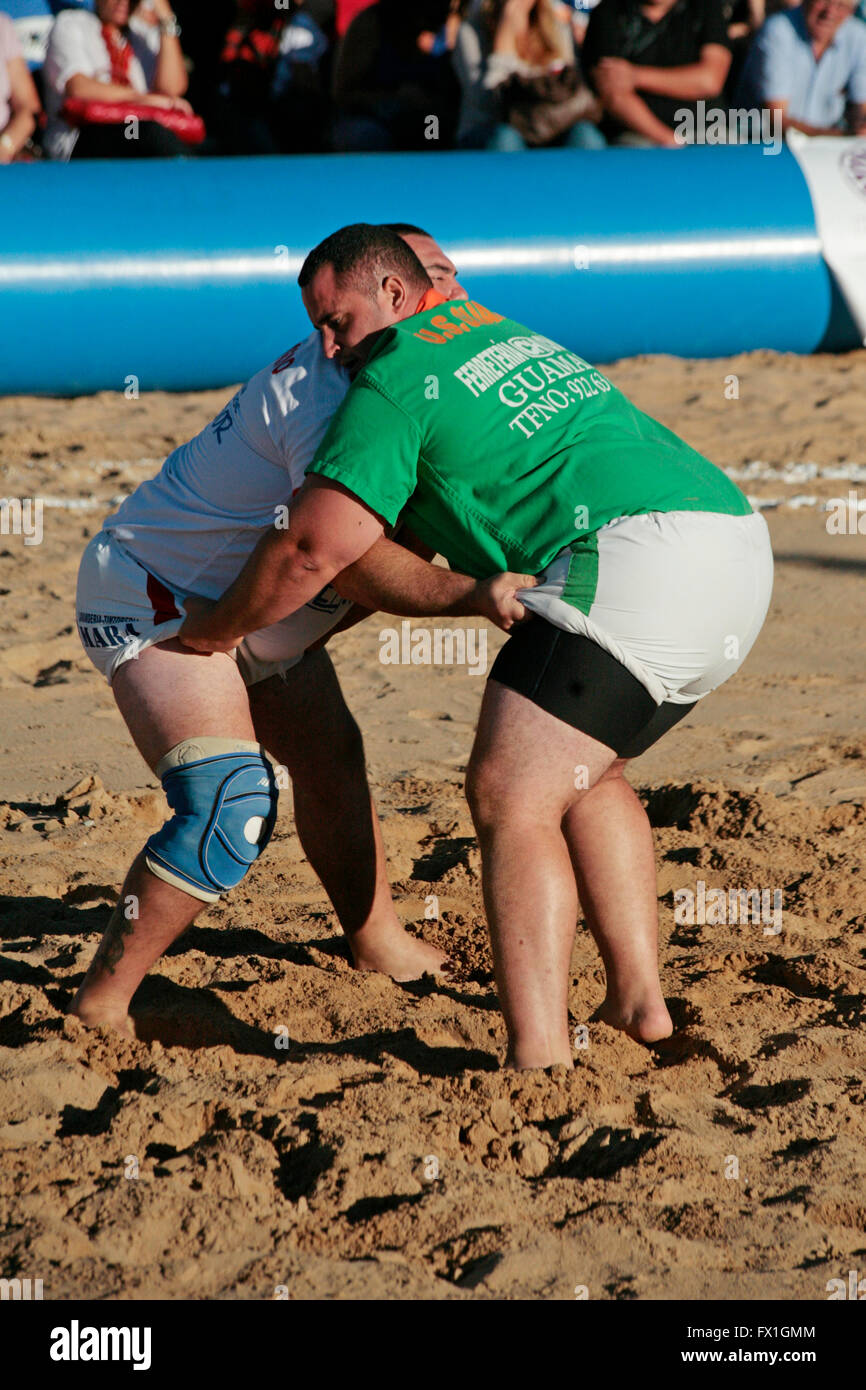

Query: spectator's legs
left=561, top=120, right=607, bottom=150
left=485, top=123, right=527, bottom=152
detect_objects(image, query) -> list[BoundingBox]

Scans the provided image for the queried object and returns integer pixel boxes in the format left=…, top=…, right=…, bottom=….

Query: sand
left=1, top=348, right=864, bottom=1301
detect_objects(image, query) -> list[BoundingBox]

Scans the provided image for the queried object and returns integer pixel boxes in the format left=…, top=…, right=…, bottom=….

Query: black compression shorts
left=489, top=616, right=697, bottom=758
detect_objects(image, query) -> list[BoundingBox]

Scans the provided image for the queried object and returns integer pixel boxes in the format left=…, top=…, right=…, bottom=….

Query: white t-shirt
left=103, top=332, right=351, bottom=599
left=43, top=9, right=160, bottom=160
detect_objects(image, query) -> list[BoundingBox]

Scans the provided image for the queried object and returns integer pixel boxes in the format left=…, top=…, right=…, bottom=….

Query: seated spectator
left=0, top=8, right=41, bottom=162
left=582, top=0, right=732, bottom=146
left=332, top=0, right=461, bottom=150
left=737, top=0, right=866, bottom=135
left=454, top=0, right=604, bottom=149
left=43, top=0, right=194, bottom=160
left=724, top=0, right=811, bottom=96
left=217, top=0, right=331, bottom=154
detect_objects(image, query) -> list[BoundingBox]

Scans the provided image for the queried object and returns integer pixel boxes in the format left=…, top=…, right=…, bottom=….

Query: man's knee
left=468, top=750, right=627, bottom=829
left=145, top=737, right=279, bottom=903
left=594, top=757, right=630, bottom=785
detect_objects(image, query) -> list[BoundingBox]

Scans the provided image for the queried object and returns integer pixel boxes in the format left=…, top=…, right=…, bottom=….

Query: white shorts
left=518, top=509, right=774, bottom=705
left=75, top=531, right=353, bottom=686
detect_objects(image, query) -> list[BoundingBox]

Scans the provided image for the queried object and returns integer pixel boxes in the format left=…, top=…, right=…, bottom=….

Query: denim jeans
left=484, top=119, right=607, bottom=151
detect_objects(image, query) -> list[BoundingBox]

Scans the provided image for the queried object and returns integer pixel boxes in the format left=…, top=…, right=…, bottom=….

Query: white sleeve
left=271, top=337, right=351, bottom=485
left=483, top=51, right=522, bottom=90
left=44, top=13, right=107, bottom=97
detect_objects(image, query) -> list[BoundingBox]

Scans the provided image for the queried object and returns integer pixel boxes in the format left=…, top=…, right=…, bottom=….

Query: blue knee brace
left=145, top=740, right=278, bottom=903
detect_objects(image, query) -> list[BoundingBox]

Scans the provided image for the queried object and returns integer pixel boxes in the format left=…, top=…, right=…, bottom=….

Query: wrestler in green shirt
left=306, top=294, right=751, bottom=605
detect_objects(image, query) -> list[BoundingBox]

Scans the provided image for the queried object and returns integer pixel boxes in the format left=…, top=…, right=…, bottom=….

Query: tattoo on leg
left=89, top=902, right=136, bottom=980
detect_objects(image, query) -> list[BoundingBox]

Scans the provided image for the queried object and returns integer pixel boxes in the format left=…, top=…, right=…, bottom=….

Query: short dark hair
left=298, top=223, right=432, bottom=299
left=380, top=222, right=433, bottom=239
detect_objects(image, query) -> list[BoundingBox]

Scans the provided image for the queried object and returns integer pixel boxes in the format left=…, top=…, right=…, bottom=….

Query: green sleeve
left=305, top=380, right=421, bottom=527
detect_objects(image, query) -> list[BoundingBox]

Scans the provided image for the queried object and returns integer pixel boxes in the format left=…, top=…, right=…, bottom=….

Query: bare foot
left=351, top=929, right=451, bottom=982
left=594, top=996, right=673, bottom=1044
left=68, top=993, right=138, bottom=1040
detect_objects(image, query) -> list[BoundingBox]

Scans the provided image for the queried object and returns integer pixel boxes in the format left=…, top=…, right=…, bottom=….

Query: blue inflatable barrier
left=0, top=145, right=860, bottom=396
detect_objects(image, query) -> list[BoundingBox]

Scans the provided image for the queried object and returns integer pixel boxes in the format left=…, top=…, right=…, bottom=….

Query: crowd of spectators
left=1, top=0, right=865, bottom=162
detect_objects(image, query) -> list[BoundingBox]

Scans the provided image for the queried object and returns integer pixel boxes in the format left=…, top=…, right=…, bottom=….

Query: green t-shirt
left=306, top=298, right=752, bottom=583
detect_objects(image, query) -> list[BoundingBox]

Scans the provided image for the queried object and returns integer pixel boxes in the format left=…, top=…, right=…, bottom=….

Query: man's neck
left=810, top=33, right=835, bottom=58
left=415, top=287, right=447, bottom=315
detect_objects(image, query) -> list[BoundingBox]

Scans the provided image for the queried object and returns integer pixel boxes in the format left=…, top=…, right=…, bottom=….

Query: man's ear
left=381, top=274, right=410, bottom=316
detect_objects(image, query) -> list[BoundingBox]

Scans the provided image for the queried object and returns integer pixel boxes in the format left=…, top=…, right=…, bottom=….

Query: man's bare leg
left=71, top=852, right=202, bottom=1038
left=70, top=639, right=256, bottom=1034
left=562, top=761, right=673, bottom=1044
left=247, top=650, right=448, bottom=980
left=466, top=680, right=619, bottom=1069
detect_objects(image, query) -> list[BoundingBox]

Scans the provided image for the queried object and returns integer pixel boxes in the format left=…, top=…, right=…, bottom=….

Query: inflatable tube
left=0, top=142, right=863, bottom=396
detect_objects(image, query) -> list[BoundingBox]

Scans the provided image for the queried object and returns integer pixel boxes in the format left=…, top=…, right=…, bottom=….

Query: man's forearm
left=195, top=527, right=343, bottom=642
left=334, top=537, right=479, bottom=617
left=787, top=118, right=837, bottom=136
left=780, top=110, right=841, bottom=137
left=178, top=478, right=532, bottom=654
left=601, top=87, right=678, bottom=144
left=761, top=98, right=846, bottom=139
left=634, top=62, right=724, bottom=101
left=178, top=477, right=387, bottom=651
